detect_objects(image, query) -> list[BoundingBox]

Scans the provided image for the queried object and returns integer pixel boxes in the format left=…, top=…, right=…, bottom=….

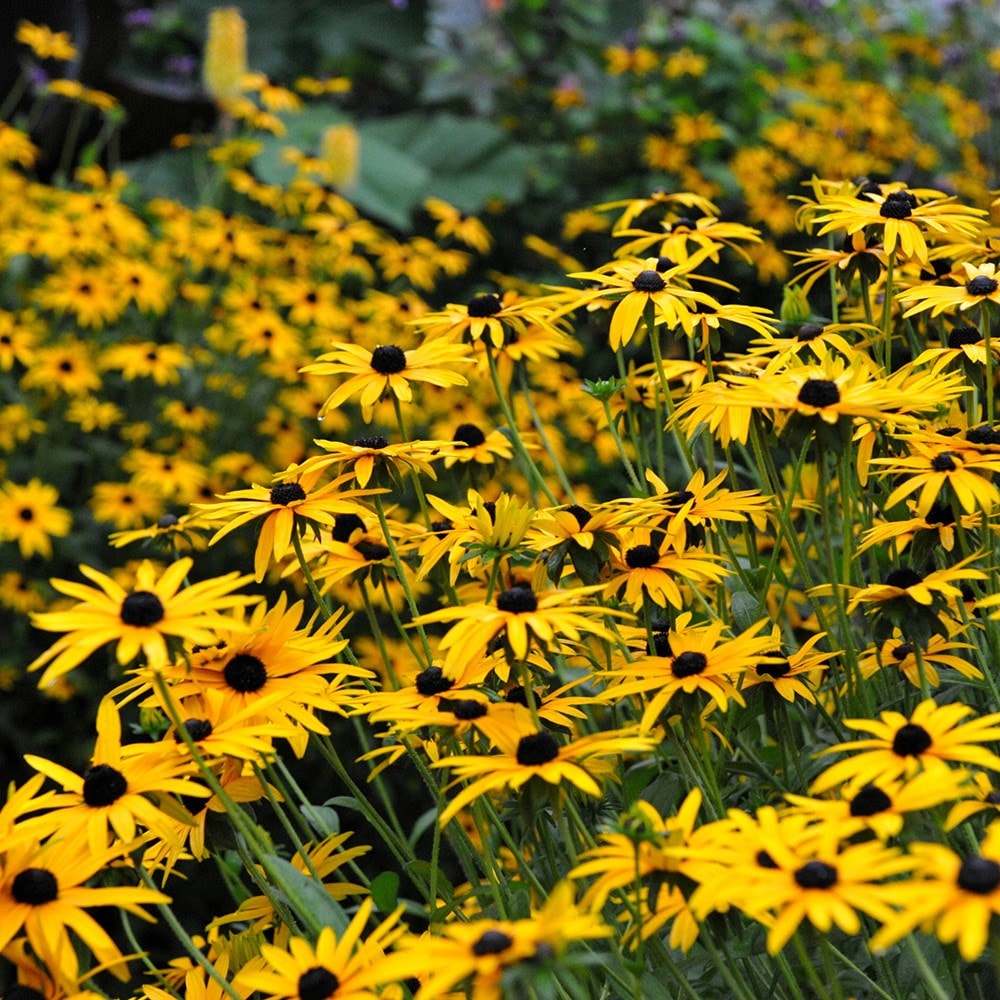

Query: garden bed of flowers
left=3, top=3, right=1000, bottom=998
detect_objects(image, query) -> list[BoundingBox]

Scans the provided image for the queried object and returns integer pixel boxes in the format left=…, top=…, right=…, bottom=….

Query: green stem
left=136, top=864, right=244, bottom=1000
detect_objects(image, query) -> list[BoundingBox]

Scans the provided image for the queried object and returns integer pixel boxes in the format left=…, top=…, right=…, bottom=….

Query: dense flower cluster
left=4, top=8, right=1000, bottom=1000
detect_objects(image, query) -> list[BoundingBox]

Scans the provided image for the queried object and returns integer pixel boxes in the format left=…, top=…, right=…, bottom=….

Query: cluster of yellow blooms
left=5, top=11, right=1000, bottom=1000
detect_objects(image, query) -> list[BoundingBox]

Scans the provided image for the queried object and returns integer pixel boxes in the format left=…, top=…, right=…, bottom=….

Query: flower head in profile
left=899, top=262, right=1000, bottom=318
left=28, top=558, right=255, bottom=688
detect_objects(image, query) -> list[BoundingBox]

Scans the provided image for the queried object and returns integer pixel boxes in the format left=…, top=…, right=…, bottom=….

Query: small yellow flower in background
left=0, top=479, right=71, bottom=559
left=664, top=47, right=708, bottom=78
left=16, top=21, right=77, bottom=61
left=320, top=124, right=360, bottom=190
left=203, top=7, right=248, bottom=106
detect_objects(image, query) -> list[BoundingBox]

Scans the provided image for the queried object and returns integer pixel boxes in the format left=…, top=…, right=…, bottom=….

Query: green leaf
left=729, top=587, right=762, bottom=633
left=370, top=870, right=400, bottom=913
left=262, top=854, right=350, bottom=935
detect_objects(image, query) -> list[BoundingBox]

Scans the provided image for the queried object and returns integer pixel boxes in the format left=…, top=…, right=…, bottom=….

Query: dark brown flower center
left=82, top=764, right=128, bottom=806
left=496, top=586, right=538, bottom=613
left=332, top=513, right=365, bottom=542
left=453, top=423, right=487, bottom=448
left=625, top=544, right=659, bottom=568
left=440, top=698, right=487, bottom=720
left=884, top=567, right=924, bottom=589
left=516, top=731, right=559, bottom=765
left=467, top=293, right=502, bottom=317
left=269, top=482, right=307, bottom=505
left=957, top=857, right=1000, bottom=895
left=370, top=344, right=407, bottom=374
left=967, top=275, right=999, bottom=297
left=948, top=325, right=981, bottom=348
left=849, top=784, right=892, bottom=816
left=879, top=190, right=916, bottom=219
left=11, top=867, right=58, bottom=905
left=174, top=718, right=213, bottom=742
left=931, top=452, right=957, bottom=472
left=354, top=435, right=388, bottom=449
left=891, top=723, right=932, bottom=756
left=472, top=929, right=514, bottom=955
left=633, top=269, right=666, bottom=293
left=223, top=653, right=267, bottom=692
left=672, top=651, right=708, bottom=678
left=565, top=504, right=591, bottom=529
left=297, top=966, right=340, bottom=1000
left=757, top=657, right=791, bottom=679
left=794, top=860, right=838, bottom=889
left=797, top=379, right=840, bottom=407
left=354, top=540, right=390, bottom=561
left=120, top=590, right=165, bottom=627
left=416, top=666, right=453, bottom=697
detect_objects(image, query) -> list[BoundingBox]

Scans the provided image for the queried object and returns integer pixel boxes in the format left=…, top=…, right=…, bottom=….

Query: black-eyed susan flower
left=235, top=897, right=405, bottom=1000
left=603, top=529, right=730, bottom=610
left=22, top=696, right=210, bottom=856
left=198, top=467, right=375, bottom=581
left=0, top=479, right=71, bottom=559
left=839, top=554, right=986, bottom=615
left=0, top=836, right=168, bottom=983
left=28, top=558, right=255, bottom=688
left=740, top=631, right=838, bottom=705
left=814, top=186, right=987, bottom=264
left=433, top=712, right=654, bottom=825
left=414, top=581, right=628, bottom=678
left=811, top=699, right=1000, bottom=794
left=409, top=289, right=563, bottom=349
left=871, top=438, right=1000, bottom=518
left=302, top=339, right=473, bottom=422
left=149, top=594, right=365, bottom=757
left=562, top=251, right=721, bottom=351
left=945, top=772, right=1000, bottom=831
left=378, top=881, right=609, bottom=1000
left=287, top=435, right=447, bottom=490
left=785, top=768, right=969, bottom=841
left=869, top=822, right=1000, bottom=961
left=607, top=613, right=776, bottom=721
left=856, top=632, right=980, bottom=689
left=899, top=262, right=1000, bottom=317
left=212, top=832, right=369, bottom=934
left=726, top=832, right=914, bottom=954
left=570, top=792, right=704, bottom=952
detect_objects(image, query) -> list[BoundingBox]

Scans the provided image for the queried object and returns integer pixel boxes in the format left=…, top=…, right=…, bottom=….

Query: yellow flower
left=0, top=479, right=71, bottom=559
left=811, top=699, right=1000, bottom=794
left=27, top=558, right=255, bottom=687
left=203, top=7, right=248, bottom=105
left=16, top=21, right=77, bottom=61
